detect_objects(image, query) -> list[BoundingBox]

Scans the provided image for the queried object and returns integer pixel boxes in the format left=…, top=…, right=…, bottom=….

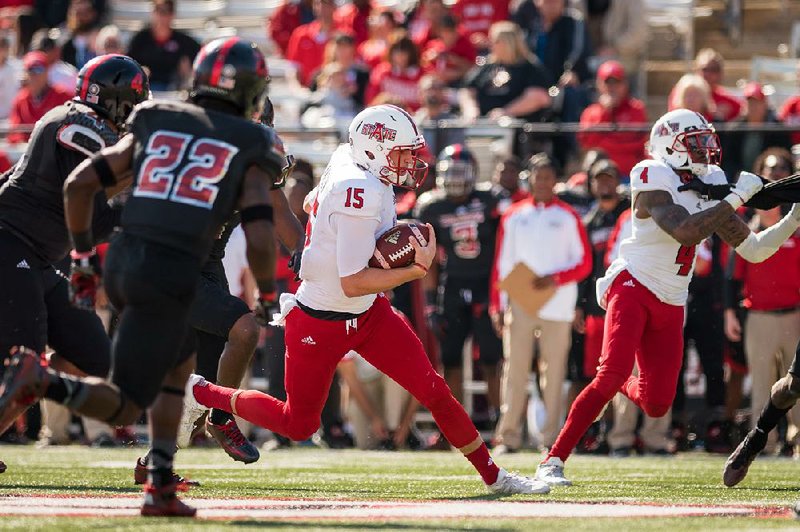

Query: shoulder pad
left=629, top=160, right=679, bottom=195
left=57, top=109, right=119, bottom=156
left=330, top=176, right=384, bottom=220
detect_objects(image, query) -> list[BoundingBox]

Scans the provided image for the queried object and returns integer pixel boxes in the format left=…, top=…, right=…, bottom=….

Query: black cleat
left=723, top=429, right=767, bottom=487
left=134, top=457, right=200, bottom=488
left=207, top=418, right=260, bottom=464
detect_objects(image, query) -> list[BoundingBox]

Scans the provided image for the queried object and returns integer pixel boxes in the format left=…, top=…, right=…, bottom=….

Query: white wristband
left=723, top=192, right=744, bottom=210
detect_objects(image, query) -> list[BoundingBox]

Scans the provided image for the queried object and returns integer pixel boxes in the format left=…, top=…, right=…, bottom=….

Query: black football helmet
left=191, top=37, right=270, bottom=119
left=436, top=144, right=478, bottom=199
left=75, top=54, right=150, bottom=128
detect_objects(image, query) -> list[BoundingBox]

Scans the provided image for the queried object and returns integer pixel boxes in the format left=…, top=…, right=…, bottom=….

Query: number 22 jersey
left=122, top=99, right=285, bottom=261
left=597, top=159, right=728, bottom=308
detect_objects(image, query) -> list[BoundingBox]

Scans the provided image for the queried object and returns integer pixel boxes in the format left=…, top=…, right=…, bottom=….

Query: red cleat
left=0, top=347, right=48, bottom=433
left=133, top=457, right=199, bottom=488
left=140, top=480, right=197, bottom=517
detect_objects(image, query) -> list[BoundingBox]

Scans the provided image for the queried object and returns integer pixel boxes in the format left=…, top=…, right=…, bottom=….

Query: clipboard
left=498, top=263, right=556, bottom=318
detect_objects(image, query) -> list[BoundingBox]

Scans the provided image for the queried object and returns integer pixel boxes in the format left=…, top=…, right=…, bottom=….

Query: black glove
left=254, top=291, right=278, bottom=327
left=287, top=249, right=303, bottom=281
left=68, top=249, right=102, bottom=311
left=677, top=177, right=732, bottom=200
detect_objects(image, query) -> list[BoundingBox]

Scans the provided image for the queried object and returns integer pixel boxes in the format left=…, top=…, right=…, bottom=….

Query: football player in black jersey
left=131, top=98, right=304, bottom=479
left=413, top=145, right=503, bottom=420
left=0, top=54, right=149, bottom=453
left=0, top=38, right=284, bottom=518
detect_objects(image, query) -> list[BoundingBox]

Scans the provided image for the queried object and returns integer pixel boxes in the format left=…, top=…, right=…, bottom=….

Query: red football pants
left=231, top=295, right=479, bottom=447
left=549, top=270, right=684, bottom=461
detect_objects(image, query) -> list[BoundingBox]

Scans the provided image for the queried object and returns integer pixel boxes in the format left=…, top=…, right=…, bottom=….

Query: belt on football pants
left=296, top=300, right=367, bottom=321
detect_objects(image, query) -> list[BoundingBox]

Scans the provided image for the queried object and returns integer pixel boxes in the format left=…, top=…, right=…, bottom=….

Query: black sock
left=44, top=371, right=87, bottom=408
left=756, top=400, right=791, bottom=435
left=209, top=408, right=233, bottom=425
left=148, top=439, right=176, bottom=487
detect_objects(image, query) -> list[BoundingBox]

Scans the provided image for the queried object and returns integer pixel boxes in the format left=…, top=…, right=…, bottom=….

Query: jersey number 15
left=134, top=130, right=239, bottom=210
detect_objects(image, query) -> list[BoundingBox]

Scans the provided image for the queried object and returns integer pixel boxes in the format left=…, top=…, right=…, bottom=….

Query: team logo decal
left=87, top=84, right=100, bottom=104
left=655, top=120, right=680, bottom=137
left=131, top=72, right=144, bottom=92
left=219, top=64, right=237, bottom=89
left=386, top=231, right=401, bottom=245
left=361, top=122, right=397, bottom=143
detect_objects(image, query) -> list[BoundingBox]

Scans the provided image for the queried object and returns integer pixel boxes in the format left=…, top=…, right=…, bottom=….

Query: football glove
left=677, top=177, right=731, bottom=200
left=287, top=248, right=303, bottom=281
left=254, top=291, right=278, bottom=327
left=68, top=249, right=101, bottom=311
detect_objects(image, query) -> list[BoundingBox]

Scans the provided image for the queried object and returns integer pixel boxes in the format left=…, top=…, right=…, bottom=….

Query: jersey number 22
left=134, top=130, right=239, bottom=209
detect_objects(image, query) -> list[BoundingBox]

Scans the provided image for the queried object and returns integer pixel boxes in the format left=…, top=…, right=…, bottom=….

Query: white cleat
left=488, top=468, right=551, bottom=495
left=535, top=456, right=572, bottom=486
left=177, top=374, right=209, bottom=449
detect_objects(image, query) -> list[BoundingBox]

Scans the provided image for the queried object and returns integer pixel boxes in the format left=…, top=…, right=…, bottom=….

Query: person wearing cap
left=8, top=51, right=71, bottom=143
left=721, top=81, right=792, bottom=181
left=30, top=27, right=78, bottom=94
left=126, top=0, right=200, bottom=91
left=577, top=60, right=647, bottom=179
left=0, top=33, right=21, bottom=120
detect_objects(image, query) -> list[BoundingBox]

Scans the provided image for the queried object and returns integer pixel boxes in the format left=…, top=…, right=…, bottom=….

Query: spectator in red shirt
left=269, top=0, right=315, bottom=57
left=421, top=14, right=476, bottom=86
left=357, top=9, right=400, bottom=69
left=8, top=51, right=71, bottom=144
left=365, top=35, right=425, bottom=112
left=451, top=0, right=509, bottom=51
left=407, top=0, right=448, bottom=48
left=334, top=0, right=372, bottom=46
left=778, top=63, right=800, bottom=146
left=668, top=48, right=742, bottom=123
left=577, top=60, right=647, bottom=178
left=724, top=148, right=800, bottom=454
left=286, top=0, right=338, bottom=87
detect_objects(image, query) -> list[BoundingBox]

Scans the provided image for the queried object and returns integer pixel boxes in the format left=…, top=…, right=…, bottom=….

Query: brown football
left=368, top=222, right=431, bottom=269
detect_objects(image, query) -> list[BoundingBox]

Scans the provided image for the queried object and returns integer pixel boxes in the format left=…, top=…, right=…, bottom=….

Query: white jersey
left=296, top=144, right=397, bottom=314
left=597, top=160, right=728, bottom=307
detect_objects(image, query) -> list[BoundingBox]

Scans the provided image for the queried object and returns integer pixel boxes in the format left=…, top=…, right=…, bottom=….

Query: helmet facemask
left=380, top=145, right=429, bottom=190
left=672, top=128, right=721, bottom=176
left=436, top=159, right=476, bottom=198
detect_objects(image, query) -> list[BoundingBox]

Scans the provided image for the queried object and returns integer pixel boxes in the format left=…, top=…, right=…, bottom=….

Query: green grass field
left=0, top=445, right=799, bottom=530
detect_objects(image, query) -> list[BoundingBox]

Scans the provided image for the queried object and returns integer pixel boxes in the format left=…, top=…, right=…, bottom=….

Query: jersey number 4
left=675, top=245, right=696, bottom=276
left=134, top=130, right=239, bottom=209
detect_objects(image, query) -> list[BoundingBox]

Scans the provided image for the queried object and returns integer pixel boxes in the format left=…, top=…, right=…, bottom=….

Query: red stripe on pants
left=549, top=270, right=684, bottom=461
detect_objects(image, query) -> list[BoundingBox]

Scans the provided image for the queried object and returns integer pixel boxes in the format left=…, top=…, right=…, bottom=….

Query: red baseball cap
left=743, top=81, right=766, bottom=101
left=23, top=51, right=48, bottom=73
left=597, top=60, right=626, bottom=82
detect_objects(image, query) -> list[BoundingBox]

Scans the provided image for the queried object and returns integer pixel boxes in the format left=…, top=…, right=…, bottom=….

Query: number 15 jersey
left=596, top=159, right=728, bottom=308
left=123, top=99, right=285, bottom=261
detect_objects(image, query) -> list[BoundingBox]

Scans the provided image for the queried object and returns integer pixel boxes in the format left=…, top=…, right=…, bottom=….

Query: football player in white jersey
left=180, top=104, right=549, bottom=495
left=535, top=108, right=800, bottom=486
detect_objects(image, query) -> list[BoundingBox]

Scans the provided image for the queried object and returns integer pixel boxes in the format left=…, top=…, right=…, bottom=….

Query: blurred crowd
left=1, top=0, right=800, bottom=459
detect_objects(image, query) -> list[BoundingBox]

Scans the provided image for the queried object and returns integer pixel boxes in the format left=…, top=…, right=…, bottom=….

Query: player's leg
left=540, top=272, right=644, bottom=484
left=621, top=297, right=685, bottom=418
left=190, top=308, right=344, bottom=441
left=724, top=324, right=800, bottom=487
left=473, top=301, right=502, bottom=417
left=438, top=285, right=469, bottom=405
left=355, top=297, right=547, bottom=494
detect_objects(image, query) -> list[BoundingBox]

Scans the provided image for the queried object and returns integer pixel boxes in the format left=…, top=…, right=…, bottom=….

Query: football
left=369, top=222, right=431, bottom=269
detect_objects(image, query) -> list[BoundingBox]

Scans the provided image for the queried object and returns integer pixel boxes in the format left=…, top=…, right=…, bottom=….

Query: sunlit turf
left=0, top=445, right=799, bottom=529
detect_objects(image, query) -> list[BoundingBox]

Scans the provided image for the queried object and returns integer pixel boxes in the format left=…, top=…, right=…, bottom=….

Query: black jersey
left=122, top=99, right=284, bottom=261
left=578, top=198, right=630, bottom=316
left=0, top=100, right=122, bottom=263
left=414, top=187, right=500, bottom=279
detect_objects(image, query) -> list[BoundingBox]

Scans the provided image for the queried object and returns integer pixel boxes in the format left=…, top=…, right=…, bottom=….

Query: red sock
left=465, top=443, right=500, bottom=485
left=548, top=386, right=610, bottom=462
left=193, top=382, right=235, bottom=412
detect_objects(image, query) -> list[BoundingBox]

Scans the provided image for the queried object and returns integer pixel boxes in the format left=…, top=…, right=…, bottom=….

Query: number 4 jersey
left=597, top=159, right=729, bottom=308
left=122, top=100, right=285, bottom=261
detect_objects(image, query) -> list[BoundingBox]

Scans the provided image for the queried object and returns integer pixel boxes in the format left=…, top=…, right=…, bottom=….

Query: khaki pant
left=494, top=303, right=571, bottom=448
left=39, top=400, right=113, bottom=444
left=745, top=310, right=800, bottom=450
left=347, top=374, right=409, bottom=450
left=608, top=364, right=671, bottom=451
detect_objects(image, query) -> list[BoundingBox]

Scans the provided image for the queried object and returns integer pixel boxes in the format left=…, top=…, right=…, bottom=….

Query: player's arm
left=722, top=204, right=800, bottom=263
left=270, top=187, right=304, bottom=252
left=238, top=165, right=278, bottom=301
left=338, top=216, right=437, bottom=298
left=64, top=134, right=136, bottom=252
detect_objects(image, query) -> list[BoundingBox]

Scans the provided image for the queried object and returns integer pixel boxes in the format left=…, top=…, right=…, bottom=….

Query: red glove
left=69, top=249, right=101, bottom=311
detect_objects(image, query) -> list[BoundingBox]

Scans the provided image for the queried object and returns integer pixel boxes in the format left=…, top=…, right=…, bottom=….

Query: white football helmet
left=348, top=104, right=429, bottom=189
left=648, top=109, right=721, bottom=177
